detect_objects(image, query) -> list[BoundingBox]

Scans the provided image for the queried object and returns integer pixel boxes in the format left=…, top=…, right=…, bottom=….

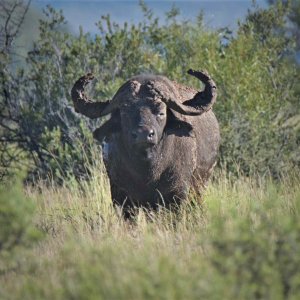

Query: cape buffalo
left=71, top=69, right=220, bottom=216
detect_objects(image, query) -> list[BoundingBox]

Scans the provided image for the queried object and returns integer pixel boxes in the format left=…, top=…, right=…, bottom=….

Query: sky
left=31, top=0, right=268, bottom=34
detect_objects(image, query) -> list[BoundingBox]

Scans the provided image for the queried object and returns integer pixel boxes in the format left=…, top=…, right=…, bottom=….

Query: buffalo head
left=71, top=70, right=217, bottom=161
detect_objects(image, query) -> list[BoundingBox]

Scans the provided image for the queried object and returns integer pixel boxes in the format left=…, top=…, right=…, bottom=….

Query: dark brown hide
left=71, top=70, right=220, bottom=217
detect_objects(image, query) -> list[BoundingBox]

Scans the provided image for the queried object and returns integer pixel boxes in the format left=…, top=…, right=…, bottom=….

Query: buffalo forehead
left=115, top=75, right=197, bottom=105
left=131, top=75, right=197, bottom=104
left=116, top=80, right=166, bottom=104
left=134, top=78, right=178, bottom=103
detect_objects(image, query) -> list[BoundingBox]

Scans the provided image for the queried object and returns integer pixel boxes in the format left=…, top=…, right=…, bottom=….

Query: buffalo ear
left=93, top=112, right=121, bottom=142
left=165, top=109, right=193, bottom=137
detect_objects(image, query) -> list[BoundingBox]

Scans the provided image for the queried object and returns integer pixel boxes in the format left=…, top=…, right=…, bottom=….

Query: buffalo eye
left=157, top=112, right=165, bottom=118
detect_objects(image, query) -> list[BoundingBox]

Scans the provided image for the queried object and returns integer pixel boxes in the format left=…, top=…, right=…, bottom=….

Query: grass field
left=1, top=166, right=300, bottom=299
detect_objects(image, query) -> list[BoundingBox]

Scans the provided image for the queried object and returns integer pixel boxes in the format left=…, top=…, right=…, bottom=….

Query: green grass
left=1, top=167, right=300, bottom=299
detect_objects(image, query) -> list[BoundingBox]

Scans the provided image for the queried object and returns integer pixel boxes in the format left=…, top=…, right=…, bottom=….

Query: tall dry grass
left=1, top=163, right=300, bottom=299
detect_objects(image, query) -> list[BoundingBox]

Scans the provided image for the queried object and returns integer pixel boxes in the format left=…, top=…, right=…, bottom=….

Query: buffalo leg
left=110, top=183, right=136, bottom=219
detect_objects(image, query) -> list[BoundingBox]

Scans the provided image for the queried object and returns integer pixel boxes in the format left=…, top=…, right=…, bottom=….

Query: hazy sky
left=31, top=0, right=268, bottom=34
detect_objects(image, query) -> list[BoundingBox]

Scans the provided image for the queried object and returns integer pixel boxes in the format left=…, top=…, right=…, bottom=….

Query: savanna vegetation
left=0, top=0, right=300, bottom=299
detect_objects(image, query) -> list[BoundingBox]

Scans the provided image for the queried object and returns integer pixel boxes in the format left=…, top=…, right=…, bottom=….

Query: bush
left=0, top=179, right=42, bottom=270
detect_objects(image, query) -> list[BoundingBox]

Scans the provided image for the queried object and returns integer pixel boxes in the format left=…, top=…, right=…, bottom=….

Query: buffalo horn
left=71, top=73, right=114, bottom=119
left=161, top=69, right=217, bottom=116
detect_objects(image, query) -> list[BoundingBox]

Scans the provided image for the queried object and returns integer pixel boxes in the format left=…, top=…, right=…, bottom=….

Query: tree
left=268, top=0, right=300, bottom=51
left=0, top=0, right=31, bottom=180
left=0, top=2, right=94, bottom=182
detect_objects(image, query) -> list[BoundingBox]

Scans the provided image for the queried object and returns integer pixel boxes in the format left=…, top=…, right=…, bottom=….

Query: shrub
left=0, top=179, right=42, bottom=270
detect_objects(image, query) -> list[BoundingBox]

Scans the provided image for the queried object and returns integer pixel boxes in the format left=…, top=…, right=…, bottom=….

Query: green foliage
left=0, top=179, right=42, bottom=261
left=268, top=0, right=300, bottom=51
left=206, top=176, right=300, bottom=298
left=0, top=1, right=299, bottom=181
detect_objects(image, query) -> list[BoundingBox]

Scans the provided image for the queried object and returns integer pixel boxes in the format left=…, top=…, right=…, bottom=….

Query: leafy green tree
left=0, top=3, right=94, bottom=182
left=268, top=0, right=300, bottom=51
